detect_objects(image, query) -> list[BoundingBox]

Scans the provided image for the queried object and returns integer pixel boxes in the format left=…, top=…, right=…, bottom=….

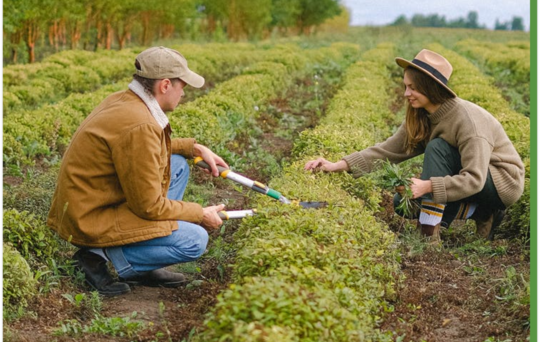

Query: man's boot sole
left=122, top=279, right=188, bottom=288
left=85, top=280, right=131, bottom=296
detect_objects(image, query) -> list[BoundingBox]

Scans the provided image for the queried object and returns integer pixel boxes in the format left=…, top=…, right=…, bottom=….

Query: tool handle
left=194, top=157, right=228, bottom=174
left=218, top=210, right=256, bottom=220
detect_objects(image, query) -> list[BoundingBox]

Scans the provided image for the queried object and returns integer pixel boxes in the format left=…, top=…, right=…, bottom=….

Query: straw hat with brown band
left=395, top=49, right=457, bottom=97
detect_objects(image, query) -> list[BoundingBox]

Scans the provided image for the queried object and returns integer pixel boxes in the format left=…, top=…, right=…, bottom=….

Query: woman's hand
left=201, top=204, right=225, bottom=231
left=410, top=177, right=432, bottom=199
left=193, top=143, right=228, bottom=177
left=304, top=158, right=349, bottom=172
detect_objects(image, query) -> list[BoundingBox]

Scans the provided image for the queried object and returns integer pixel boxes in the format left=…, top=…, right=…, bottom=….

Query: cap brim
left=395, top=57, right=456, bottom=97
left=181, top=70, right=205, bottom=88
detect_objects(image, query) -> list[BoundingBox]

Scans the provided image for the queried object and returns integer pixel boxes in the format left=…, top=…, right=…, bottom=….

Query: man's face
left=161, top=79, right=187, bottom=112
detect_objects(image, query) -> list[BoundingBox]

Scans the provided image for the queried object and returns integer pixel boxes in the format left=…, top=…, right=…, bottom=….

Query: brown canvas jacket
left=47, top=89, right=204, bottom=247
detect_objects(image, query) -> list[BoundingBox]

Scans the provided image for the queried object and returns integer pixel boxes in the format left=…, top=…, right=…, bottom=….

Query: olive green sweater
left=342, top=97, right=525, bottom=207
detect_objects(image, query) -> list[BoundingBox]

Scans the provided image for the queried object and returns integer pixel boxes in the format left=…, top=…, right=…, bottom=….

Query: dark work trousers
left=393, top=138, right=505, bottom=227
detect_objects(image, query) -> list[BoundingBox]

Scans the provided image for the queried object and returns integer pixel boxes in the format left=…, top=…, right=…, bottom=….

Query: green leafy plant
left=3, top=243, right=37, bottom=320
left=372, top=159, right=420, bottom=218
left=55, top=312, right=144, bottom=338
left=3, top=209, right=62, bottom=267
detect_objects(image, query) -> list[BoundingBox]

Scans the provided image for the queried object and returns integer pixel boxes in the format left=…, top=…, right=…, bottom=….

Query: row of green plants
left=196, top=44, right=402, bottom=341
left=169, top=42, right=360, bottom=160
left=3, top=42, right=359, bottom=329
left=454, top=39, right=529, bottom=85
left=3, top=43, right=354, bottom=173
left=3, top=43, right=267, bottom=115
left=454, top=39, right=530, bottom=116
left=429, top=43, right=530, bottom=240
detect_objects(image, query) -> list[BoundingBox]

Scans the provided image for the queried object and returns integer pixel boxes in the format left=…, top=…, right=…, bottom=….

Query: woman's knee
left=425, top=138, right=452, bottom=157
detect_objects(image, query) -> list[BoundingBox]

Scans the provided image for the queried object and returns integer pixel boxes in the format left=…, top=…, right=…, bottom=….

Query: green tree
left=465, top=11, right=480, bottom=28
left=17, top=0, right=54, bottom=62
left=227, top=0, right=272, bottom=40
left=296, top=0, right=341, bottom=34
left=3, top=0, right=26, bottom=62
left=201, top=0, right=228, bottom=35
left=511, top=16, right=525, bottom=31
left=269, top=0, right=301, bottom=34
left=391, top=15, right=409, bottom=26
left=495, top=19, right=509, bottom=30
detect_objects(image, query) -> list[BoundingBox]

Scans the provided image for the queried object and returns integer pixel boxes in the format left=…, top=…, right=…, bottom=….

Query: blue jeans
left=107, top=155, right=209, bottom=279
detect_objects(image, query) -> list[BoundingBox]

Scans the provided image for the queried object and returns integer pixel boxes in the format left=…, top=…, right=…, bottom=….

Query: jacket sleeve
left=112, top=124, right=204, bottom=222
left=430, top=136, right=493, bottom=203
left=172, top=138, right=196, bottom=158
left=342, top=123, right=422, bottom=178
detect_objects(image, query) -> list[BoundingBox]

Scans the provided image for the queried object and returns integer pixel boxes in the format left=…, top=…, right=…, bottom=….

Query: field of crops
left=3, top=27, right=531, bottom=342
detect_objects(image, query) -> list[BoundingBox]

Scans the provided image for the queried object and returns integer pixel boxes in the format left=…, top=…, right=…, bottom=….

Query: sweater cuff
left=430, top=177, right=447, bottom=204
left=342, top=152, right=369, bottom=178
left=172, top=138, right=197, bottom=158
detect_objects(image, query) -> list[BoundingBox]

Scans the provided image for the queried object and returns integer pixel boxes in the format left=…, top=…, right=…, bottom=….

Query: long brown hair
left=404, top=67, right=456, bottom=153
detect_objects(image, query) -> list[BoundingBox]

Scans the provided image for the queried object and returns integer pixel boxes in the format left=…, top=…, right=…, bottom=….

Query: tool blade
left=298, top=201, right=328, bottom=209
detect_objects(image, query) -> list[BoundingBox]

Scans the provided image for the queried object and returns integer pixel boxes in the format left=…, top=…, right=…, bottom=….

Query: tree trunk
left=161, top=24, right=175, bottom=39
left=105, top=21, right=113, bottom=49
left=83, top=6, right=93, bottom=50
left=10, top=31, right=21, bottom=63
left=227, top=0, right=240, bottom=41
left=140, top=11, right=152, bottom=45
left=24, top=20, right=39, bottom=63
left=59, top=18, right=67, bottom=48
left=208, top=15, right=216, bottom=34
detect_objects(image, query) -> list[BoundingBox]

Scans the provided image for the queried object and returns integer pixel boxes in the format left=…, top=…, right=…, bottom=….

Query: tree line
left=3, top=0, right=343, bottom=64
left=391, top=11, right=526, bottom=31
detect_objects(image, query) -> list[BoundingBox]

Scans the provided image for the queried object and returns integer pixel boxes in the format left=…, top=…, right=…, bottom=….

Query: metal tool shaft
left=194, top=157, right=287, bottom=202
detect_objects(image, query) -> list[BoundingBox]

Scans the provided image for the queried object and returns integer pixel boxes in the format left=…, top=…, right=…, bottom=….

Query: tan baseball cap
left=135, top=46, right=205, bottom=88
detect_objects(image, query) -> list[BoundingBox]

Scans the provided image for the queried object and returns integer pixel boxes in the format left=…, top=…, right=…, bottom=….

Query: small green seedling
left=372, top=159, right=420, bottom=218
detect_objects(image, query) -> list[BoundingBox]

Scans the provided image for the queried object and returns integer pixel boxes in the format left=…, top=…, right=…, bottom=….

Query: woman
left=304, top=49, right=525, bottom=242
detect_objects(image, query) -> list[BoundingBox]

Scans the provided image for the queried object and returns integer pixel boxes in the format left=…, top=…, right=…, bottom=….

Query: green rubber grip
left=266, top=188, right=281, bottom=200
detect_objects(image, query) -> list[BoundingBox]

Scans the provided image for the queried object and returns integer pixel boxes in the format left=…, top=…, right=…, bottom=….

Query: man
left=48, top=46, right=227, bottom=296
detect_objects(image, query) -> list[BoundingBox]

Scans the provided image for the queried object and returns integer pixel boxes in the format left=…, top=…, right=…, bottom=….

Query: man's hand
left=193, top=143, right=228, bottom=177
left=304, top=158, right=349, bottom=172
left=201, top=204, right=225, bottom=231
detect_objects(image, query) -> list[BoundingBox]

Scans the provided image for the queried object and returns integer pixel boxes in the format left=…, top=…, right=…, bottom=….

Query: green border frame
left=531, top=0, right=537, bottom=341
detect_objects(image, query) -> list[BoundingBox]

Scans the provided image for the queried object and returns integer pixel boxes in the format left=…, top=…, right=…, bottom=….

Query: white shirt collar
left=128, top=80, right=169, bottom=129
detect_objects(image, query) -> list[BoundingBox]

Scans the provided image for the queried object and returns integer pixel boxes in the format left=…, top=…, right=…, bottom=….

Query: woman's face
left=403, top=71, right=439, bottom=113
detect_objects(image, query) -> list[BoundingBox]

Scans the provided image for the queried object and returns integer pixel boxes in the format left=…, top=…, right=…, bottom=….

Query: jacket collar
left=128, top=80, right=169, bottom=129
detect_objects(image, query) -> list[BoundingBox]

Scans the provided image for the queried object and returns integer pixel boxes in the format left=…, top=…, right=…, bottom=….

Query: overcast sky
left=340, top=0, right=531, bottom=30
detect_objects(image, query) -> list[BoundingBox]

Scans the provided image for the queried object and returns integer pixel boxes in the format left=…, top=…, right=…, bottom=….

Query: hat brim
left=395, top=57, right=456, bottom=97
left=181, top=70, right=205, bottom=89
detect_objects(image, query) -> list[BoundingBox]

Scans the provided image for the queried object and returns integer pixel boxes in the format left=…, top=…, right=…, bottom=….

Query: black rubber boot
left=73, top=249, right=131, bottom=296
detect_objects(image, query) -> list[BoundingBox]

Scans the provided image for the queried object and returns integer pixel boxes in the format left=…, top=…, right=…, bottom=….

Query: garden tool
left=194, top=157, right=290, bottom=203
left=218, top=209, right=257, bottom=220
left=217, top=201, right=328, bottom=220
left=194, top=157, right=328, bottom=216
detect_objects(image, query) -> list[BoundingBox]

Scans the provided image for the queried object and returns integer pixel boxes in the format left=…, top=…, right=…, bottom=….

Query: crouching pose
left=48, top=47, right=227, bottom=295
left=304, top=49, right=524, bottom=242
